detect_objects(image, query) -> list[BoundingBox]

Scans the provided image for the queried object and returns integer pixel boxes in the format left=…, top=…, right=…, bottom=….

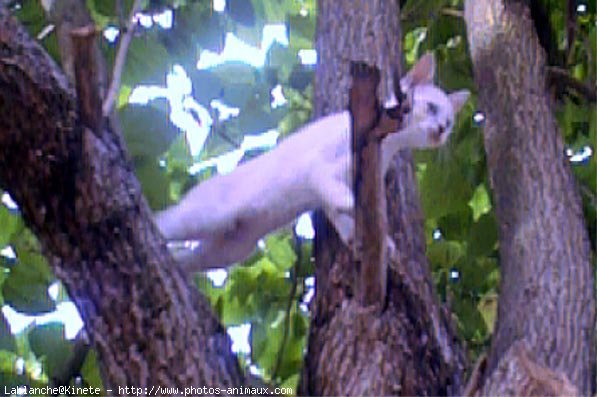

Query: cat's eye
left=426, top=102, right=439, bottom=116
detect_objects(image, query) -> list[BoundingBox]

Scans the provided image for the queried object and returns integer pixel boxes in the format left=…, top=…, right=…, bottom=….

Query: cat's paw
left=327, top=211, right=355, bottom=247
left=317, top=179, right=354, bottom=215
left=311, top=144, right=354, bottom=215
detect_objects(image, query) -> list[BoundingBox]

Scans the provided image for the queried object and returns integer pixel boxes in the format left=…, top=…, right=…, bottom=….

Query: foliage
left=1, top=0, right=594, bottom=391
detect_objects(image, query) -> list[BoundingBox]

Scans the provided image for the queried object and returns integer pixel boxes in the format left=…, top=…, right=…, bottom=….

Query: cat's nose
left=426, top=102, right=439, bottom=116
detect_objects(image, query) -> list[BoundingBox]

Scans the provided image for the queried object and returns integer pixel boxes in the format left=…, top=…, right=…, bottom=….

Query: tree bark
left=464, top=1, right=595, bottom=395
left=299, top=1, right=467, bottom=395
left=0, top=7, right=245, bottom=392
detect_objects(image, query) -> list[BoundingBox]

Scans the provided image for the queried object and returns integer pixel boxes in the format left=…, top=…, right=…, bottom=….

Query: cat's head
left=399, top=53, right=470, bottom=146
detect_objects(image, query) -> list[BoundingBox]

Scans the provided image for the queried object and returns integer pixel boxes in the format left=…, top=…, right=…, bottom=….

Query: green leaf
left=468, top=184, right=492, bottom=222
left=436, top=209, right=473, bottom=242
left=295, top=240, right=314, bottom=277
left=557, top=98, right=589, bottom=139
left=212, top=63, right=257, bottom=86
left=0, top=316, right=16, bottom=352
left=14, top=1, right=61, bottom=62
left=453, top=297, right=488, bottom=343
left=467, top=213, right=498, bottom=258
left=458, top=257, right=499, bottom=296
left=403, top=27, right=428, bottom=65
left=0, top=206, right=22, bottom=248
left=478, top=294, right=498, bottom=333
left=278, top=105, right=311, bottom=137
left=419, top=161, right=473, bottom=219
left=281, top=373, right=300, bottom=390
left=80, top=350, right=104, bottom=390
left=195, top=272, right=226, bottom=303
left=426, top=14, right=466, bottom=51
left=251, top=316, right=282, bottom=375
left=228, top=265, right=260, bottom=302
left=164, top=3, right=225, bottom=56
left=227, top=0, right=256, bottom=26
left=288, top=65, right=313, bottom=91
left=133, top=158, right=171, bottom=210
left=2, top=250, right=54, bottom=314
left=221, top=294, right=257, bottom=326
left=265, top=233, right=296, bottom=270
left=28, top=323, right=74, bottom=381
left=427, top=240, right=464, bottom=269
left=86, top=0, right=128, bottom=27
left=166, top=134, right=194, bottom=174
left=0, top=349, right=48, bottom=389
left=402, top=0, right=452, bottom=32
left=251, top=0, right=287, bottom=23
left=0, top=349, right=20, bottom=381
left=288, top=13, right=315, bottom=50
left=435, top=47, right=475, bottom=92
left=213, top=89, right=285, bottom=141
left=123, top=33, right=170, bottom=86
left=119, top=101, right=179, bottom=159
left=265, top=43, right=295, bottom=80
left=190, top=70, right=225, bottom=105
left=234, top=24, right=264, bottom=48
left=251, top=306, right=306, bottom=382
left=220, top=263, right=267, bottom=325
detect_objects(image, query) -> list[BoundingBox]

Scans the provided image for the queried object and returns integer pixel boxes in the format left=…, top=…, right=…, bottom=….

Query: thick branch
left=464, top=1, right=595, bottom=394
left=302, top=1, right=467, bottom=395
left=0, top=7, right=244, bottom=391
left=349, top=62, right=386, bottom=309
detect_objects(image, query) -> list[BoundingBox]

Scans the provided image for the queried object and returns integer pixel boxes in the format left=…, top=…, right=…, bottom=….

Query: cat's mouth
left=430, top=125, right=447, bottom=145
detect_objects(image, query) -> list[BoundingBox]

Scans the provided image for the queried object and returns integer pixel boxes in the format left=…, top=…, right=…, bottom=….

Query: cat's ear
left=449, top=90, right=470, bottom=113
left=400, top=52, right=435, bottom=90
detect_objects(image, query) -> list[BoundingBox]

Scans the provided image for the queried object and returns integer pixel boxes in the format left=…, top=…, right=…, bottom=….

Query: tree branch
left=102, top=0, right=142, bottom=116
left=0, top=5, right=245, bottom=389
left=441, top=7, right=464, bottom=18
left=547, top=66, right=597, bottom=102
left=272, top=231, right=301, bottom=381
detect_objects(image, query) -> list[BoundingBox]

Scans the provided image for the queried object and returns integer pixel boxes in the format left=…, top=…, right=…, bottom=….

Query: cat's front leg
left=309, top=124, right=354, bottom=217
left=325, top=209, right=399, bottom=265
left=170, top=233, right=259, bottom=272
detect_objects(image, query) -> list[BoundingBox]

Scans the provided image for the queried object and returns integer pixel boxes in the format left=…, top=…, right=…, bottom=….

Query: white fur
left=155, top=55, right=470, bottom=273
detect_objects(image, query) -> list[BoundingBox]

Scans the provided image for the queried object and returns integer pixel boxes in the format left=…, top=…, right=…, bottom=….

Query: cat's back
left=275, top=111, right=351, bottom=161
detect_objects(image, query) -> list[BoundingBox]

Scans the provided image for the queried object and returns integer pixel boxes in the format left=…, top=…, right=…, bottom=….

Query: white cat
left=155, top=54, right=470, bottom=273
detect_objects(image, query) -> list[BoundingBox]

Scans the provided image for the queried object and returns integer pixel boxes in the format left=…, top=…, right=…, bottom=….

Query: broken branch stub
left=348, top=61, right=411, bottom=310
left=349, top=62, right=386, bottom=309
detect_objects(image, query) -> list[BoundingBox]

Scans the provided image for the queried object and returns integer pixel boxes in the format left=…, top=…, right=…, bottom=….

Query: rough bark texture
left=464, top=1, right=595, bottom=395
left=349, top=62, right=387, bottom=310
left=299, top=1, right=467, bottom=395
left=42, top=0, right=108, bottom=101
left=0, top=7, right=245, bottom=392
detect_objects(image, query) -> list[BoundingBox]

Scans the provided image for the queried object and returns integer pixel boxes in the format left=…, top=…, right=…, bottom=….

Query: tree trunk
left=464, top=1, right=595, bottom=395
left=299, top=1, right=467, bottom=395
left=0, top=7, right=245, bottom=392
